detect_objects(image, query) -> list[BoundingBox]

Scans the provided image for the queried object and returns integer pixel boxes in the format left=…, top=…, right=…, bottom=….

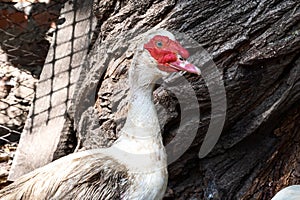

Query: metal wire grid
left=0, top=0, right=94, bottom=145
left=0, top=0, right=62, bottom=144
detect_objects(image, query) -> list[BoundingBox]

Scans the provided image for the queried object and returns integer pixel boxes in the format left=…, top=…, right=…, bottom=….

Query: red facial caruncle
left=144, top=35, right=201, bottom=75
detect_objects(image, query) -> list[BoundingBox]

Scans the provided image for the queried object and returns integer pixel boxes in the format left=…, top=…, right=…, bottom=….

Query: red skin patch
left=144, top=35, right=190, bottom=66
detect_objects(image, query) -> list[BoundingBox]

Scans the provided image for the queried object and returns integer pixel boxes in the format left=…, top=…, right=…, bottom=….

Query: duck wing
left=0, top=150, right=131, bottom=200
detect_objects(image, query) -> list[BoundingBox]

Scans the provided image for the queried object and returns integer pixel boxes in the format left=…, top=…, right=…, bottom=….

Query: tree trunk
left=10, top=0, right=300, bottom=199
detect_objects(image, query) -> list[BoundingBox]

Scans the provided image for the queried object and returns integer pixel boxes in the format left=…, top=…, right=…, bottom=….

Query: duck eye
left=156, top=41, right=163, bottom=47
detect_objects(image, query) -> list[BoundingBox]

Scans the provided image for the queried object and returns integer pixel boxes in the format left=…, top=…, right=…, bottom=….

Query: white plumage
left=0, top=29, right=200, bottom=200
left=271, top=185, right=300, bottom=200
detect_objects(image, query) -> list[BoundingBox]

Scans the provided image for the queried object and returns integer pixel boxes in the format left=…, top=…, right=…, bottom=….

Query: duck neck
left=122, top=61, right=161, bottom=138
left=110, top=50, right=168, bottom=172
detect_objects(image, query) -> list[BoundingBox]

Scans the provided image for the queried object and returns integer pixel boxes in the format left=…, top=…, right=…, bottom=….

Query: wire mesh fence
left=0, top=0, right=94, bottom=153
left=0, top=61, right=39, bottom=144
left=0, top=0, right=65, bottom=145
left=0, top=0, right=96, bottom=186
left=0, top=125, right=21, bottom=144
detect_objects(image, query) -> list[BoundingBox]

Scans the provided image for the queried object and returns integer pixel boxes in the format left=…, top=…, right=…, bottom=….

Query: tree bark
left=9, top=0, right=300, bottom=199
left=77, top=0, right=300, bottom=199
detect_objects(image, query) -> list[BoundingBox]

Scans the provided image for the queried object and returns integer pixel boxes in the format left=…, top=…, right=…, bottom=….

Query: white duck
left=0, top=29, right=200, bottom=200
left=271, top=185, right=300, bottom=200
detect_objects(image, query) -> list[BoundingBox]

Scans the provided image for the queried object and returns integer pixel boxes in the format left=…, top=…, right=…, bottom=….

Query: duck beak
left=168, top=57, right=201, bottom=75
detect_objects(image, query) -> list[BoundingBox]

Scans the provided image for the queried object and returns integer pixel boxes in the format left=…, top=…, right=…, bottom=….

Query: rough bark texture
left=74, top=0, right=299, bottom=199
left=7, top=0, right=300, bottom=199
